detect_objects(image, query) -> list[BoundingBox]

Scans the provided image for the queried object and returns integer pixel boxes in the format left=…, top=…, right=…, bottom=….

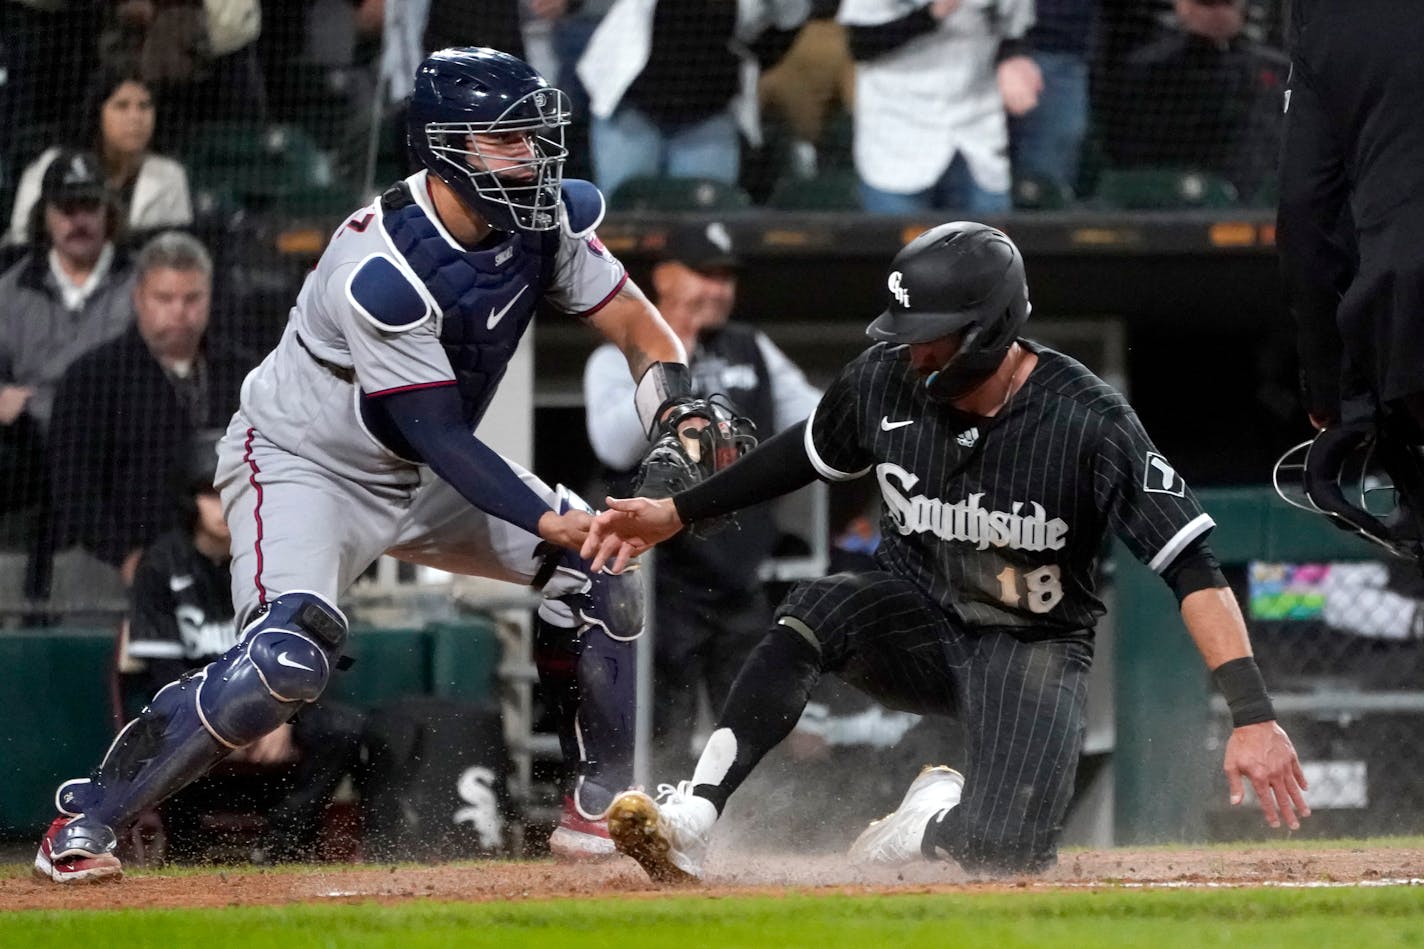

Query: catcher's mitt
left=632, top=395, right=757, bottom=537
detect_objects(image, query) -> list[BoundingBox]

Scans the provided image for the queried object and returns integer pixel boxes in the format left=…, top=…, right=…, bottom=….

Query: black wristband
left=1212, top=656, right=1276, bottom=728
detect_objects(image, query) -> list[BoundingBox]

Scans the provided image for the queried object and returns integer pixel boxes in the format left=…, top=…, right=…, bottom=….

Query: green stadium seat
left=766, top=169, right=860, bottom=211
left=178, top=121, right=359, bottom=218
left=609, top=175, right=753, bottom=212
left=1093, top=167, right=1240, bottom=211
left=1012, top=173, right=1073, bottom=211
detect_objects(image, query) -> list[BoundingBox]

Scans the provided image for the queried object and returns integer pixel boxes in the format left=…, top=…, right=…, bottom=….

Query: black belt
left=296, top=332, right=356, bottom=384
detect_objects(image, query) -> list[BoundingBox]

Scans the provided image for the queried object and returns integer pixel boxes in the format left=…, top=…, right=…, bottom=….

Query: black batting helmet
left=866, top=222, right=1030, bottom=400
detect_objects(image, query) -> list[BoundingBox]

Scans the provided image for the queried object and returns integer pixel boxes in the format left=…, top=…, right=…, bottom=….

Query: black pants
left=653, top=575, right=770, bottom=774
left=710, top=570, right=1092, bottom=875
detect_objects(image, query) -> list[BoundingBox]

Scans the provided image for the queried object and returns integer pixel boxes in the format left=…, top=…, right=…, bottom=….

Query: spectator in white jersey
left=583, top=220, right=819, bottom=774
left=840, top=0, right=1038, bottom=214
left=584, top=221, right=1309, bottom=883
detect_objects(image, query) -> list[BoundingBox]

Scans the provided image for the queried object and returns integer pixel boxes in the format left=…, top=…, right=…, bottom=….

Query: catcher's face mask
left=1273, top=423, right=1424, bottom=563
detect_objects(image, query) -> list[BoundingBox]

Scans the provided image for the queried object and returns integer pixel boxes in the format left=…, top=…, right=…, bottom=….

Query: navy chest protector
left=357, top=182, right=559, bottom=460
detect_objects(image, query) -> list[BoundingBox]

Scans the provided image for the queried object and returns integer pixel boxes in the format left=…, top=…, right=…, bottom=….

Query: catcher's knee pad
left=198, top=590, right=348, bottom=748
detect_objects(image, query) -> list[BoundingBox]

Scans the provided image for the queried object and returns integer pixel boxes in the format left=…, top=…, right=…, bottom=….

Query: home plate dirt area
left=5, top=845, right=1424, bottom=912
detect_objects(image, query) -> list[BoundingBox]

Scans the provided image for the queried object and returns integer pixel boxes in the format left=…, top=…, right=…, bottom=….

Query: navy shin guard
left=534, top=500, right=644, bottom=817
left=64, top=592, right=348, bottom=835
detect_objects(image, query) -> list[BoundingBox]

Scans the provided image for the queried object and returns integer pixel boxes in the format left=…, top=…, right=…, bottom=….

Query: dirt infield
left=5, top=845, right=1423, bottom=912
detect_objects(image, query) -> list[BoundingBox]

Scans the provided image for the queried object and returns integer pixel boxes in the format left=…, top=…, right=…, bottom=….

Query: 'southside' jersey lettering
left=877, top=462, right=1069, bottom=551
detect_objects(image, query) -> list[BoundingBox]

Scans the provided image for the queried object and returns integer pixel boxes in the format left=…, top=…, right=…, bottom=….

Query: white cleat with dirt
left=849, top=765, right=964, bottom=867
left=606, top=781, right=716, bottom=883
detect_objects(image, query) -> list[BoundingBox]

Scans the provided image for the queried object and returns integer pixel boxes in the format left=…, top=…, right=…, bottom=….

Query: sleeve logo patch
left=1143, top=452, right=1186, bottom=497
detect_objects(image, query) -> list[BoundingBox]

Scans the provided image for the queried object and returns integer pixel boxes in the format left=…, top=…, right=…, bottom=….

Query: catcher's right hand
left=631, top=395, right=756, bottom=536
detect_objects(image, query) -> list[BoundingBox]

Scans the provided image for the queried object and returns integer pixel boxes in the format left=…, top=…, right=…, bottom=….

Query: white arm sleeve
left=756, top=332, right=822, bottom=432
left=583, top=343, right=650, bottom=471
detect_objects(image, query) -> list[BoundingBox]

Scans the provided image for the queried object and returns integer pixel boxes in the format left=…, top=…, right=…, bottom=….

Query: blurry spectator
left=98, top=0, right=267, bottom=132
left=0, top=151, right=134, bottom=446
left=583, top=220, right=819, bottom=774
left=840, top=0, right=1037, bottom=214
left=424, top=0, right=533, bottom=60
left=7, top=68, right=192, bottom=246
left=0, top=1, right=103, bottom=140
left=577, top=0, right=809, bottom=201
left=48, top=231, right=251, bottom=591
left=758, top=0, right=855, bottom=178
left=1009, top=0, right=1098, bottom=200
left=117, top=430, right=364, bottom=863
left=261, top=0, right=383, bottom=186
left=1101, top=0, right=1288, bottom=201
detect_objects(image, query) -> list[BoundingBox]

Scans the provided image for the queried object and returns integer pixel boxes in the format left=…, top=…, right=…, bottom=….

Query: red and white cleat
left=33, top=816, right=123, bottom=884
left=548, top=796, right=616, bottom=862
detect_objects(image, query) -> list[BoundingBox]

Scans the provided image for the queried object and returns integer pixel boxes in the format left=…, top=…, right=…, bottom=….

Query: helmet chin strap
left=926, top=341, right=1023, bottom=416
left=924, top=325, right=1006, bottom=402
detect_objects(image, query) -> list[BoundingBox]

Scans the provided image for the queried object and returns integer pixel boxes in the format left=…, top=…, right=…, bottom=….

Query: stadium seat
left=1012, top=173, right=1073, bottom=212
left=178, top=121, right=359, bottom=218
left=765, top=169, right=860, bottom=212
left=1092, top=167, right=1240, bottom=211
left=609, top=175, right=753, bottom=213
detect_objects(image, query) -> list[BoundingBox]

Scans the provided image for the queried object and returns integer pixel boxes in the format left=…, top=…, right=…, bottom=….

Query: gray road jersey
left=236, top=171, right=625, bottom=486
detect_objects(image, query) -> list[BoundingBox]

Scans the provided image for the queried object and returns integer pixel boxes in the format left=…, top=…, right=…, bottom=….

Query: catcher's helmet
left=866, top=222, right=1030, bottom=400
left=407, top=47, right=570, bottom=234
left=1273, top=422, right=1424, bottom=564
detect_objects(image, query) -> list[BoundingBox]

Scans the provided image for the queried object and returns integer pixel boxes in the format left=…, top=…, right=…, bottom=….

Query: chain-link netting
left=1203, top=559, right=1424, bottom=839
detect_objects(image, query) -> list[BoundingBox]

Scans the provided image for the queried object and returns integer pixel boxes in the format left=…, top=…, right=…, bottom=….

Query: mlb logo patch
left=1143, top=451, right=1185, bottom=497
left=586, top=234, right=611, bottom=260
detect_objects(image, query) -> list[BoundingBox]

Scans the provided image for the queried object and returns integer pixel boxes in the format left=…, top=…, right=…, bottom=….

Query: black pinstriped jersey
left=806, top=341, right=1214, bottom=638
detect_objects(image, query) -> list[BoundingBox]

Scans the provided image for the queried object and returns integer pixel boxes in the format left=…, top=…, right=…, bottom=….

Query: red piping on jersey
left=242, top=427, right=268, bottom=608
left=366, top=379, right=457, bottom=397
left=575, top=271, right=628, bottom=319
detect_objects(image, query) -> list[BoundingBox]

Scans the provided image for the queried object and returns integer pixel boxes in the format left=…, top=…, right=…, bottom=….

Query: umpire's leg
left=925, top=630, right=1092, bottom=875
left=688, top=571, right=954, bottom=814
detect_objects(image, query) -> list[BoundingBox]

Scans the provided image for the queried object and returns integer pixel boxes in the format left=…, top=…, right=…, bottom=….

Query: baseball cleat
left=606, top=781, right=715, bottom=883
left=548, top=795, right=616, bottom=862
left=34, top=816, right=123, bottom=884
left=849, top=765, right=964, bottom=867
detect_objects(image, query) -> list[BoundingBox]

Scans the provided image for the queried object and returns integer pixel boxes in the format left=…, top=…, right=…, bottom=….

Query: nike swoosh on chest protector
left=487, top=285, right=530, bottom=330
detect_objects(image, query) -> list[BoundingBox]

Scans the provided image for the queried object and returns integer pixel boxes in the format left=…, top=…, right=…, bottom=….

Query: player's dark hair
left=172, top=428, right=225, bottom=530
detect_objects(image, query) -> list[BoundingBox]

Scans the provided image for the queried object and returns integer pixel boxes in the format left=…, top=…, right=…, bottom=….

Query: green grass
left=5, top=888, right=1424, bottom=949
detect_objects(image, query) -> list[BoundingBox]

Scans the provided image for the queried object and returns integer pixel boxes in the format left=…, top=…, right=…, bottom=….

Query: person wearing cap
left=582, top=220, right=820, bottom=775
left=0, top=150, right=135, bottom=523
